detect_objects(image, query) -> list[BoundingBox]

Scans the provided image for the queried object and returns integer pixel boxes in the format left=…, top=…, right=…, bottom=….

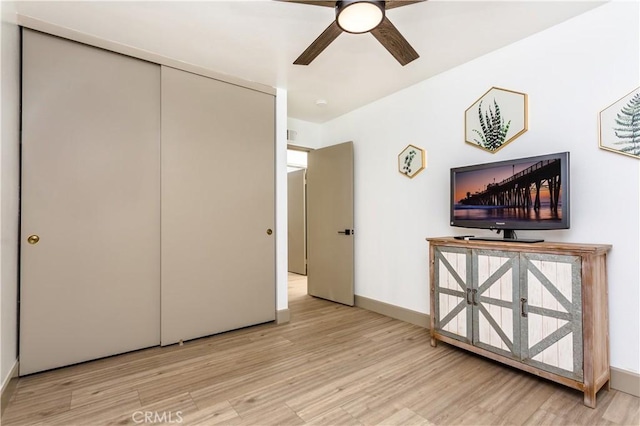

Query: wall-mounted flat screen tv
left=450, top=152, right=570, bottom=242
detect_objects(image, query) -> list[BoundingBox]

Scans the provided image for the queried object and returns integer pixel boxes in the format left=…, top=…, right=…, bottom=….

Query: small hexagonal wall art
left=599, top=87, right=640, bottom=159
left=398, top=144, right=426, bottom=178
left=465, top=87, right=528, bottom=153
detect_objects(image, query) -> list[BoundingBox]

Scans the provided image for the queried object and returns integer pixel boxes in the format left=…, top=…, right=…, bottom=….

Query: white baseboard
left=1, top=360, right=19, bottom=416
left=276, top=308, right=291, bottom=325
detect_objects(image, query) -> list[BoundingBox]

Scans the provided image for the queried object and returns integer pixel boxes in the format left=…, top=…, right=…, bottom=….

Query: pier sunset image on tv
left=450, top=152, right=570, bottom=240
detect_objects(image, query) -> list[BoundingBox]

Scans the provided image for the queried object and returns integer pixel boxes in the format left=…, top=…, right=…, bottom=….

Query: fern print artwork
left=472, top=100, right=512, bottom=151
left=465, top=87, right=528, bottom=154
left=613, top=92, right=640, bottom=156
left=599, top=87, right=640, bottom=159
left=402, top=149, right=416, bottom=174
left=397, top=145, right=425, bottom=178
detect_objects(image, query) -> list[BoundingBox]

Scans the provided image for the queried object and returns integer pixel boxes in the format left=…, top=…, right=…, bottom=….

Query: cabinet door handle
left=466, top=288, right=472, bottom=305
left=520, top=298, right=528, bottom=317
left=472, top=289, right=478, bottom=306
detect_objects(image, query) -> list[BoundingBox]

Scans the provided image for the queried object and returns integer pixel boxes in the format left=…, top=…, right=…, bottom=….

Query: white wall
left=1, top=0, right=21, bottom=388
left=287, top=118, right=322, bottom=150
left=276, top=88, right=288, bottom=312
left=320, top=2, right=640, bottom=374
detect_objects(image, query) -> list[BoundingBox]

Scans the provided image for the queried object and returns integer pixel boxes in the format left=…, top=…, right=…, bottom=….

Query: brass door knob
left=27, top=235, right=40, bottom=245
left=266, top=229, right=273, bottom=235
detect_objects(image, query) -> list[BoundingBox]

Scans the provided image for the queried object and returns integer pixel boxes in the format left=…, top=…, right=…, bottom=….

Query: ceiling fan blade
left=385, top=0, right=426, bottom=10
left=370, top=17, right=419, bottom=66
left=294, top=21, right=343, bottom=65
left=277, top=0, right=335, bottom=7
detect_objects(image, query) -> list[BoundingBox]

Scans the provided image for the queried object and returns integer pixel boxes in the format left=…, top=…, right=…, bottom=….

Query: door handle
left=520, top=298, right=528, bottom=317
left=471, top=289, right=478, bottom=306
left=337, top=229, right=353, bottom=236
left=466, top=288, right=472, bottom=305
left=27, top=235, right=40, bottom=245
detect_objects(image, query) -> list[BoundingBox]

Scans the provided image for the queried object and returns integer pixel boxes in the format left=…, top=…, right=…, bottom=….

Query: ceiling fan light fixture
left=336, top=0, right=385, bottom=34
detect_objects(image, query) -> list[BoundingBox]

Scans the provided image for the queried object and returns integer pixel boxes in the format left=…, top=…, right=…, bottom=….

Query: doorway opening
left=286, top=142, right=354, bottom=306
left=288, top=272, right=308, bottom=305
left=287, top=147, right=309, bottom=278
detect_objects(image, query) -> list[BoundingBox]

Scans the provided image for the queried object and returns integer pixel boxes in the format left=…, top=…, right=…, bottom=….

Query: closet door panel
left=161, top=66, right=275, bottom=345
left=20, top=30, right=161, bottom=375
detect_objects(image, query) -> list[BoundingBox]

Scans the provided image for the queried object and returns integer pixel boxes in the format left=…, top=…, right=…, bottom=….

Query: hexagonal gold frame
left=598, top=87, right=640, bottom=159
left=465, top=87, right=528, bottom=153
left=398, top=144, right=426, bottom=178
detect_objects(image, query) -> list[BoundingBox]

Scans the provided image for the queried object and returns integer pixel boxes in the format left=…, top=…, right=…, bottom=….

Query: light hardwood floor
left=2, top=273, right=638, bottom=425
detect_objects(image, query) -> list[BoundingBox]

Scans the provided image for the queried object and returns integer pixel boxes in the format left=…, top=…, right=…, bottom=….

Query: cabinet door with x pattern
left=472, top=249, right=521, bottom=361
left=433, top=246, right=473, bottom=344
left=520, top=253, right=583, bottom=381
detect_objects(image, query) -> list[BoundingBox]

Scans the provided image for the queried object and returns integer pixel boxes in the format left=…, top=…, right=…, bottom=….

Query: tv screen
left=450, top=152, right=570, bottom=240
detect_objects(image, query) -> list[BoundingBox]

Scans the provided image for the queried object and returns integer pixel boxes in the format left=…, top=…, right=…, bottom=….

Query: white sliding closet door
left=20, top=30, right=161, bottom=375
left=161, top=67, right=275, bottom=345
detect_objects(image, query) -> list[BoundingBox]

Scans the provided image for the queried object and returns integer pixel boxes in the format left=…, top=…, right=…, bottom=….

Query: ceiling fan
left=282, top=0, right=425, bottom=66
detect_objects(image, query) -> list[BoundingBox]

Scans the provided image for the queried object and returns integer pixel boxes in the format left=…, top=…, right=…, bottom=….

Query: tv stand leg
left=584, top=387, right=596, bottom=409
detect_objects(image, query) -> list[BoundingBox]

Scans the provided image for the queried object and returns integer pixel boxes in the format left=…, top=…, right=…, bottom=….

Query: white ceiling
left=14, top=0, right=604, bottom=123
